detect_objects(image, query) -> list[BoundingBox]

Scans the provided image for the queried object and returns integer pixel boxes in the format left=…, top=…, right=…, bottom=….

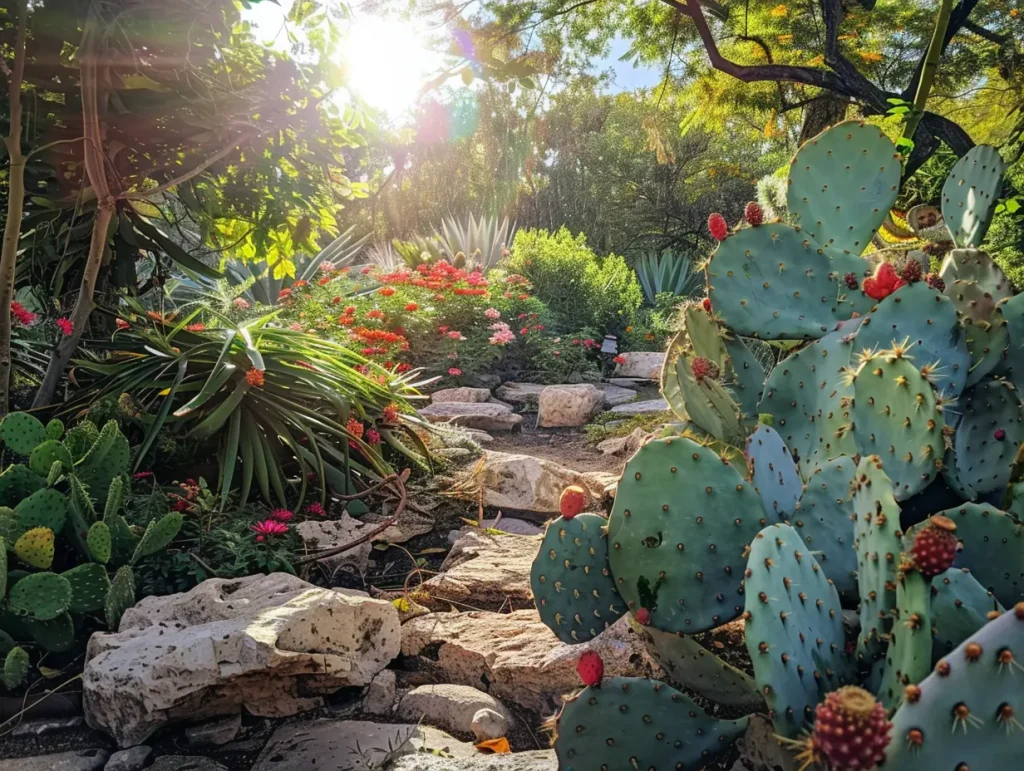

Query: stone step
left=420, top=402, right=523, bottom=432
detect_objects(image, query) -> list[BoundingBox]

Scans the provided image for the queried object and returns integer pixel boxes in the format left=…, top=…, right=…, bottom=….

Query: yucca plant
left=436, top=213, right=515, bottom=270
left=635, top=250, right=702, bottom=305
left=74, top=308, right=431, bottom=510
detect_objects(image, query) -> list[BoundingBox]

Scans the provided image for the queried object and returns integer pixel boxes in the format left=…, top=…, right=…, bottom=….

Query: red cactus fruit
left=844, top=272, right=859, bottom=290
left=805, top=686, right=892, bottom=771
left=708, top=213, right=728, bottom=241
left=900, top=259, right=923, bottom=284
left=702, top=297, right=712, bottom=313
left=862, top=263, right=907, bottom=301
left=576, top=651, right=604, bottom=687
left=635, top=607, right=652, bottom=626
left=911, top=515, right=959, bottom=578
left=690, top=356, right=719, bottom=381
left=744, top=201, right=763, bottom=226
left=559, top=486, right=587, bottom=519
left=995, top=428, right=1007, bottom=441
left=925, top=272, right=946, bottom=292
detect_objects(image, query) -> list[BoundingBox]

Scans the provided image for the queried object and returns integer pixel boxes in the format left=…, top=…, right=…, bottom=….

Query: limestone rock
left=83, top=573, right=400, bottom=747
left=447, top=517, right=542, bottom=545
left=361, top=505, right=433, bottom=544
left=251, top=719, right=475, bottom=771
left=0, top=750, right=108, bottom=771
left=471, top=708, right=509, bottom=742
left=294, top=514, right=371, bottom=573
left=400, top=611, right=661, bottom=714
left=613, top=351, right=665, bottom=379
left=105, top=747, right=153, bottom=771
left=478, top=450, right=613, bottom=513
left=536, top=384, right=604, bottom=428
left=431, top=387, right=492, bottom=403
left=494, top=382, right=545, bottom=407
left=607, top=377, right=649, bottom=388
left=594, top=382, right=637, bottom=407
left=185, top=713, right=241, bottom=747
left=609, top=397, right=669, bottom=414
left=362, top=669, right=396, bottom=715
left=396, top=684, right=511, bottom=739
left=421, top=530, right=538, bottom=610
left=421, top=402, right=523, bottom=432
left=388, top=751, right=558, bottom=771
left=596, top=427, right=649, bottom=456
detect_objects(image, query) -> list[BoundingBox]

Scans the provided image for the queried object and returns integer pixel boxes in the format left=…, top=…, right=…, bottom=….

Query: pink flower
left=361, top=266, right=372, bottom=275
left=583, top=338, right=595, bottom=348
left=552, top=350, right=561, bottom=356
left=132, top=471, right=154, bottom=480
left=289, top=322, right=303, bottom=331
left=306, top=502, right=326, bottom=517
left=115, top=318, right=130, bottom=330
left=10, top=301, right=37, bottom=326
left=319, top=262, right=335, bottom=274
left=269, top=508, right=294, bottom=522
left=252, top=519, right=289, bottom=537
left=233, top=298, right=250, bottom=309
left=448, top=368, right=462, bottom=376
left=56, top=317, right=73, bottom=336
left=488, top=322, right=515, bottom=346
left=367, top=428, right=381, bottom=445
left=484, top=308, right=501, bottom=320
left=447, top=331, right=465, bottom=340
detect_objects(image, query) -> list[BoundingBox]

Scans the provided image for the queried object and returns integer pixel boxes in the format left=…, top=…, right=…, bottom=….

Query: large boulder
left=613, top=351, right=665, bottom=379
left=400, top=611, right=662, bottom=714
left=83, top=574, right=400, bottom=747
left=479, top=451, right=615, bottom=513
left=431, top=387, right=492, bottom=403
left=396, top=684, right=512, bottom=740
left=420, top=402, right=523, bottom=432
left=536, top=384, right=604, bottom=428
left=420, top=530, right=539, bottom=610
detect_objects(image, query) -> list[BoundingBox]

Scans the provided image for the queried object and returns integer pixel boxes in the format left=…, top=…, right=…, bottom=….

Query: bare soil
left=485, top=419, right=628, bottom=475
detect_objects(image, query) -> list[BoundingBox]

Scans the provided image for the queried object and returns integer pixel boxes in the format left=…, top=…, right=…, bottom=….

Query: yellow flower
left=625, top=325, right=633, bottom=332
left=778, top=34, right=793, bottom=43
left=770, top=4, right=788, bottom=16
left=858, top=51, right=884, bottom=62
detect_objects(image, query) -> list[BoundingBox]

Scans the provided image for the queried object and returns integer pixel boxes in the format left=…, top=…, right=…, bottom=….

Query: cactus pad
left=743, top=523, right=853, bottom=737
left=664, top=353, right=746, bottom=443
left=62, top=421, right=99, bottom=462
left=24, top=612, right=74, bottom=652
left=130, top=512, right=183, bottom=564
left=0, top=464, right=45, bottom=507
left=786, top=121, right=902, bottom=255
left=707, top=222, right=872, bottom=340
left=790, top=455, right=858, bottom=598
left=531, top=513, right=624, bottom=643
left=2, top=646, right=29, bottom=690
left=943, top=379, right=1024, bottom=500
left=7, top=571, right=72, bottom=621
left=87, top=521, right=112, bottom=564
left=878, top=568, right=932, bottom=711
left=884, top=604, right=1024, bottom=770
left=1001, top=293, right=1024, bottom=394
left=45, top=418, right=64, bottom=440
left=6, top=487, right=67, bottom=543
left=28, top=440, right=74, bottom=478
left=75, top=420, right=131, bottom=505
left=14, top=527, right=55, bottom=570
left=105, top=565, right=136, bottom=630
left=930, top=567, right=1003, bottom=656
left=63, top=563, right=112, bottom=613
left=850, top=345, right=944, bottom=500
left=724, top=334, right=767, bottom=419
left=607, top=437, right=769, bottom=633
left=0, top=412, right=47, bottom=455
left=746, top=424, right=802, bottom=518
left=938, top=502, right=1024, bottom=607
left=553, top=677, right=749, bottom=770
left=940, top=144, right=1007, bottom=248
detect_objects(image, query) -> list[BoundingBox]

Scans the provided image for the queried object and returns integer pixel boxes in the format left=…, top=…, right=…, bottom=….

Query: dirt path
left=484, top=422, right=628, bottom=475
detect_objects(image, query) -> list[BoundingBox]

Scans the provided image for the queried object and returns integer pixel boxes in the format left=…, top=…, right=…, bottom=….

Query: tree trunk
left=0, top=0, right=29, bottom=416
left=798, top=97, right=848, bottom=145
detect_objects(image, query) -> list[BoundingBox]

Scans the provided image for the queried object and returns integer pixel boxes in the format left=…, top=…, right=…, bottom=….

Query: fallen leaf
left=476, top=737, right=511, bottom=754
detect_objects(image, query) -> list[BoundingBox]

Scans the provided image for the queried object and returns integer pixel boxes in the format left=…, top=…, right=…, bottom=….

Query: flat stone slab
left=421, top=530, right=540, bottom=609
left=388, top=750, right=558, bottom=770
left=420, top=402, right=523, bottom=432
left=432, top=387, right=492, bottom=403
left=478, top=450, right=614, bottom=513
left=252, top=719, right=475, bottom=770
left=607, top=377, right=651, bottom=387
left=609, top=397, right=669, bottom=414
left=0, top=750, right=108, bottom=771
left=613, top=351, right=665, bottom=379
left=294, top=514, right=372, bottom=573
left=594, top=382, right=637, bottom=407
left=494, top=382, right=545, bottom=406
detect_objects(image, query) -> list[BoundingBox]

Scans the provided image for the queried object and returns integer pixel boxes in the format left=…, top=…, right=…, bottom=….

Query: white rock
left=431, top=387, right=492, bottom=403
left=609, top=397, right=669, bottom=414
left=467, top=430, right=495, bottom=444
left=362, top=669, right=396, bottom=715
left=596, top=427, right=649, bottom=456
left=83, top=573, right=400, bottom=747
left=0, top=750, right=108, bottom=771
left=478, top=450, right=614, bottom=513
left=494, top=382, right=545, bottom=407
left=447, top=518, right=543, bottom=545
left=421, top=402, right=524, bottom=432
left=594, top=382, right=637, bottom=407
left=607, top=377, right=649, bottom=388
left=388, top=751, right=558, bottom=771
left=536, top=384, right=605, bottom=428
left=251, top=719, right=476, bottom=771
left=396, top=684, right=511, bottom=739
left=294, top=514, right=371, bottom=573
left=422, top=530, right=538, bottom=609
left=471, top=708, right=509, bottom=741
left=613, top=351, right=665, bottom=379
left=104, top=747, right=153, bottom=771
left=184, top=713, right=241, bottom=747
left=401, top=611, right=662, bottom=714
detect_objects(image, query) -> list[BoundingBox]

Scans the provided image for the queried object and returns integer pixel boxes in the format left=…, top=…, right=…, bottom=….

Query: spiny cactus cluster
left=530, top=123, right=1024, bottom=770
left=0, top=412, right=181, bottom=690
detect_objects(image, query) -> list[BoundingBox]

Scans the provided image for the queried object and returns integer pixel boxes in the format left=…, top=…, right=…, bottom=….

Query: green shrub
left=505, top=228, right=643, bottom=333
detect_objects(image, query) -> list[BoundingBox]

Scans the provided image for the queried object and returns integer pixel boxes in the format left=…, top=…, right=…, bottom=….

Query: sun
left=343, top=16, right=447, bottom=121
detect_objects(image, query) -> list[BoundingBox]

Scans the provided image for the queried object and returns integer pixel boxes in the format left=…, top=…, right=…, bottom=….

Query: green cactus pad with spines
left=742, top=523, right=853, bottom=738
left=46, top=460, right=63, bottom=487
left=62, top=421, right=99, bottom=462
left=553, top=677, right=749, bottom=771
left=934, top=503, right=1024, bottom=607
left=14, top=527, right=55, bottom=569
left=943, top=379, right=1024, bottom=500
left=45, top=418, right=64, bottom=440
left=682, top=303, right=727, bottom=364
left=7, top=571, right=72, bottom=621
left=105, top=565, right=136, bottom=630
left=104, top=476, right=125, bottom=520
left=852, top=457, right=903, bottom=662
left=28, top=440, right=74, bottom=478
left=757, top=318, right=862, bottom=475
left=662, top=330, right=688, bottom=423
left=2, top=646, right=29, bottom=689
left=63, top=563, right=112, bottom=613
left=790, top=455, right=859, bottom=599
left=707, top=222, right=872, bottom=340
left=675, top=359, right=745, bottom=444
left=745, top=424, right=802, bottom=518
left=87, top=521, right=112, bottom=564
left=884, top=604, right=1024, bottom=770
left=0, top=464, right=45, bottom=507
left=786, top=121, right=902, bottom=255
left=723, top=334, right=766, bottom=419
left=75, top=421, right=131, bottom=507
left=607, top=437, right=769, bottom=634
left=0, top=412, right=47, bottom=455
left=1000, top=293, right=1024, bottom=394
left=24, top=612, right=74, bottom=652
left=639, top=625, right=764, bottom=712
left=850, top=346, right=944, bottom=500
left=878, top=568, right=933, bottom=711
left=531, top=513, right=624, bottom=644
left=7, top=488, right=67, bottom=543
left=941, top=144, right=1007, bottom=248
left=130, top=512, right=183, bottom=564
left=930, top=568, right=1003, bottom=657
left=853, top=283, right=969, bottom=398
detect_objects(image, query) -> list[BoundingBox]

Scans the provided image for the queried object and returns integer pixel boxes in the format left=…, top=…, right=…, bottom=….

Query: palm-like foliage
left=75, top=308, right=430, bottom=509
left=437, top=214, right=515, bottom=270
left=635, top=251, right=703, bottom=305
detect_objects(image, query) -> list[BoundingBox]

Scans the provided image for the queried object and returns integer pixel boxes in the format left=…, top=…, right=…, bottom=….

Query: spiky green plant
left=634, top=250, right=702, bottom=305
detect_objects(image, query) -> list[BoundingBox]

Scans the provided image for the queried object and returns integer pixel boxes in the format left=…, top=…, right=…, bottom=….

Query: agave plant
left=634, top=250, right=702, bottom=305
left=436, top=214, right=516, bottom=270
left=74, top=308, right=431, bottom=509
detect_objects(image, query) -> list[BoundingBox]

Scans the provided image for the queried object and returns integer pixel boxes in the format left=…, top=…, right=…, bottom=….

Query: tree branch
left=963, top=20, right=1009, bottom=46
left=120, top=132, right=258, bottom=201
left=900, top=0, right=982, bottom=101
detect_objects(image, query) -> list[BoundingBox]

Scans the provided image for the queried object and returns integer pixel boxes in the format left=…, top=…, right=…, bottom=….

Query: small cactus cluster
left=0, top=412, right=181, bottom=690
left=530, top=123, right=1024, bottom=770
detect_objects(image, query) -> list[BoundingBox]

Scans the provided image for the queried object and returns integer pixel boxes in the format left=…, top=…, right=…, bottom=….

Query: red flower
left=252, top=519, right=289, bottom=537
left=379, top=287, right=396, bottom=297
left=583, top=338, right=595, bottom=348
left=246, top=368, right=265, bottom=387
left=367, top=428, right=381, bottom=445
left=862, top=263, right=907, bottom=302
left=269, top=508, right=294, bottom=522
left=306, top=502, right=326, bottom=517
left=318, top=276, right=331, bottom=286
left=345, top=305, right=358, bottom=315
left=56, top=317, right=73, bottom=336
left=448, top=367, right=462, bottom=376
left=115, top=318, right=130, bottom=330
left=278, top=288, right=292, bottom=300
left=405, top=302, right=418, bottom=312
left=396, top=363, right=412, bottom=373
left=10, top=301, right=37, bottom=326
left=132, top=471, right=154, bottom=480
left=346, top=418, right=365, bottom=440
left=382, top=403, right=400, bottom=423
left=613, top=354, right=627, bottom=365
left=185, top=323, right=206, bottom=332
left=292, top=280, right=307, bottom=289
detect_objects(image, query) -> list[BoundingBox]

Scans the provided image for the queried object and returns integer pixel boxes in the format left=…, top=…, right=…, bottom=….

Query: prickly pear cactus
left=606, top=437, right=769, bottom=633
left=130, top=513, right=183, bottom=565
left=0, top=412, right=47, bottom=455
left=75, top=420, right=131, bottom=506
left=63, top=563, right=111, bottom=613
left=14, top=527, right=55, bottom=570
left=791, top=455, right=858, bottom=598
left=553, top=677, right=749, bottom=771
left=2, top=646, right=28, bottom=689
left=87, top=521, right=112, bottom=564
left=746, top=424, right=802, bottom=518
left=878, top=567, right=932, bottom=711
left=28, top=440, right=73, bottom=478
left=105, top=565, right=136, bottom=631
left=935, top=502, right=1024, bottom=606
left=940, top=144, right=1007, bottom=248
left=531, top=513, right=624, bottom=644
left=929, top=567, right=1003, bottom=656
left=6, top=571, right=72, bottom=621
left=6, top=488, right=67, bottom=543
left=0, top=464, right=44, bottom=507
left=45, top=418, right=64, bottom=440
